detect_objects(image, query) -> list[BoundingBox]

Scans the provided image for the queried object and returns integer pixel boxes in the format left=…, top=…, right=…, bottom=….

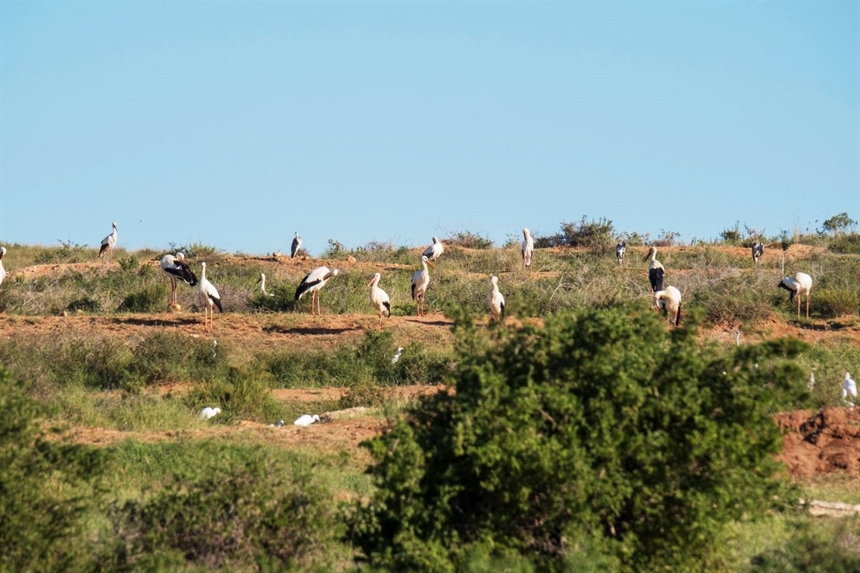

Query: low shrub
left=816, top=287, right=859, bottom=318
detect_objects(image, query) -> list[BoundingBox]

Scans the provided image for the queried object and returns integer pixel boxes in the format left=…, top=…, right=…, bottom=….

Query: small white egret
left=843, top=372, right=857, bottom=407
left=391, top=346, right=404, bottom=364
left=198, top=406, right=221, bottom=420
left=294, top=414, right=320, bottom=427
left=257, top=273, right=274, bottom=297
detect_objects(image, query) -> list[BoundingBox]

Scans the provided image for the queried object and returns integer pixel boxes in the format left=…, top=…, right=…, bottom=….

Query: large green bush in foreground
left=348, top=308, right=807, bottom=572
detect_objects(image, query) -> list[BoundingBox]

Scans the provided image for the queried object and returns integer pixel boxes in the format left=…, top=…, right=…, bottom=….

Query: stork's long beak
left=427, top=260, right=436, bottom=270
left=368, top=278, right=375, bottom=287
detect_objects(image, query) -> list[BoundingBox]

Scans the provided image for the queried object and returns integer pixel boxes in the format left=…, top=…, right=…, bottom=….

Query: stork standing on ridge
left=643, top=246, right=665, bottom=293
left=291, top=232, right=303, bottom=259
left=98, top=222, right=118, bottom=262
left=198, top=262, right=223, bottom=330
left=295, top=266, right=339, bottom=315
left=423, top=237, right=444, bottom=262
left=522, top=228, right=534, bottom=269
left=616, top=240, right=627, bottom=265
left=654, top=286, right=682, bottom=327
left=160, top=252, right=197, bottom=309
left=752, top=242, right=764, bottom=264
left=0, top=247, right=7, bottom=287
left=487, top=275, right=506, bottom=322
left=411, top=255, right=435, bottom=316
left=778, top=271, right=812, bottom=319
left=368, top=272, right=391, bottom=327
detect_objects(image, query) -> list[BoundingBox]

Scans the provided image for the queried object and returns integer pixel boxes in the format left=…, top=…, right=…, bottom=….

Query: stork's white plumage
left=411, top=255, right=435, bottom=316
left=654, top=285, right=682, bottom=326
left=98, top=222, right=118, bottom=262
left=616, top=240, right=627, bottom=265
left=368, top=272, right=391, bottom=326
left=843, top=372, right=857, bottom=406
left=752, top=242, right=764, bottom=264
left=295, top=266, right=339, bottom=315
left=160, top=252, right=197, bottom=308
left=0, top=246, right=7, bottom=287
left=487, top=275, right=506, bottom=322
left=423, top=237, right=444, bottom=262
left=643, top=246, right=665, bottom=292
left=291, top=232, right=303, bottom=259
left=257, top=273, right=274, bottom=297
left=778, top=271, right=812, bottom=319
left=198, top=406, right=221, bottom=420
left=198, top=262, right=223, bottom=330
left=522, top=228, right=534, bottom=269
left=294, top=414, right=320, bottom=427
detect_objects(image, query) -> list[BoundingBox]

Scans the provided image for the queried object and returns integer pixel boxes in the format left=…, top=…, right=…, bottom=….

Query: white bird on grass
left=160, top=252, right=197, bottom=308
left=423, top=237, right=444, bottom=262
left=487, top=275, right=506, bottom=322
left=198, top=406, right=221, bottom=420
left=199, top=262, right=223, bottom=331
left=295, top=266, right=339, bottom=315
left=411, top=255, right=435, bottom=316
left=257, top=272, right=275, bottom=297
left=654, top=285, right=682, bottom=327
left=0, top=246, right=7, bottom=287
left=778, top=272, right=813, bottom=319
left=98, top=222, right=118, bottom=262
left=294, top=414, right=320, bottom=427
left=391, top=346, right=404, bottom=364
left=368, top=272, right=391, bottom=326
left=291, top=232, right=303, bottom=259
left=843, top=372, right=857, bottom=407
left=522, top=228, right=534, bottom=269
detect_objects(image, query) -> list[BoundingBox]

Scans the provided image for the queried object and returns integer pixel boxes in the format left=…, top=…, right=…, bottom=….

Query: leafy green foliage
left=0, top=368, right=104, bottom=572
left=749, top=516, right=860, bottom=572
left=106, top=448, right=339, bottom=571
left=348, top=308, right=805, bottom=572
left=821, top=212, right=857, bottom=235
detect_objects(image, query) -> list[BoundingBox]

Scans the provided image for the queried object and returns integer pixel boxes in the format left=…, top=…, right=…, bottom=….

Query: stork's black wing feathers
left=295, top=274, right=322, bottom=300
left=649, top=267, right=664, bottom=292
left=165, top=262, right=197, bottom=286
left=383, top=301, right=391, bottom=318
left=291, top=238, right=301, bottom=258
left=210, top=294, right=223, bottom=313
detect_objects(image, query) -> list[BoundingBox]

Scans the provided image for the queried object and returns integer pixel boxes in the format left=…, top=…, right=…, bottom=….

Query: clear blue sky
left=2, top=1, right=858, bottom=256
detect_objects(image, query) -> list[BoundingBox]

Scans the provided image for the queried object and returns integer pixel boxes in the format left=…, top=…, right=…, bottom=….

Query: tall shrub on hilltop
left=347, top=308, right=806, bottom=572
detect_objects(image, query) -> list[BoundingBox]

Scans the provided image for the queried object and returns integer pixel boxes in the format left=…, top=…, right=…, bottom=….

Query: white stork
left=487, top=275, right=506, bottom=322
left=0, top=246, right=7, bottom=287
left=160, top=252, right=197, bottom=308
left=368, top=272, right=391, bottom=326
left=654, top=285, right=682, bottom=326
left=643, top=246, right=665, bottom=293
left=778, top=271, right=812, bottom=319
left=522, top=228, right=534, bottom=269
left=291, top=232, right=303, bottom=259
left=198, top=262, right=223, bottom=330
left=257, top=272, right=274, bottom=297
left=295, top=266, right=339, bottom=315
left=752, top=242, right=764, bottom=264
left=98, top=222, right=118, bottom=262
left=411, top=255, right=435, bottom=316
left=616, top=240, right=627, bottom=265
left=294, top=414, right=320, bottom=427
left=423, top=237, right=444, bottom=262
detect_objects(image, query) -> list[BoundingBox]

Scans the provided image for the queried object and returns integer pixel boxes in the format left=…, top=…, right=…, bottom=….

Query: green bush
left=348, top=308, right=804, bottom=572
left=0, top=368, right=104, bottom=572
left=106, top=451, right=338, bottom=571
left=815, top=288, right=859, bottom=318
left=749, top=516, right=860, bottom=572
left=117, top=285, right=166, bottom=313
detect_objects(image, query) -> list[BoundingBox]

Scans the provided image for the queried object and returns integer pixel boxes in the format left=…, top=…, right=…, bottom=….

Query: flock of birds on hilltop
left=0, top=223, right=822, bottom=329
